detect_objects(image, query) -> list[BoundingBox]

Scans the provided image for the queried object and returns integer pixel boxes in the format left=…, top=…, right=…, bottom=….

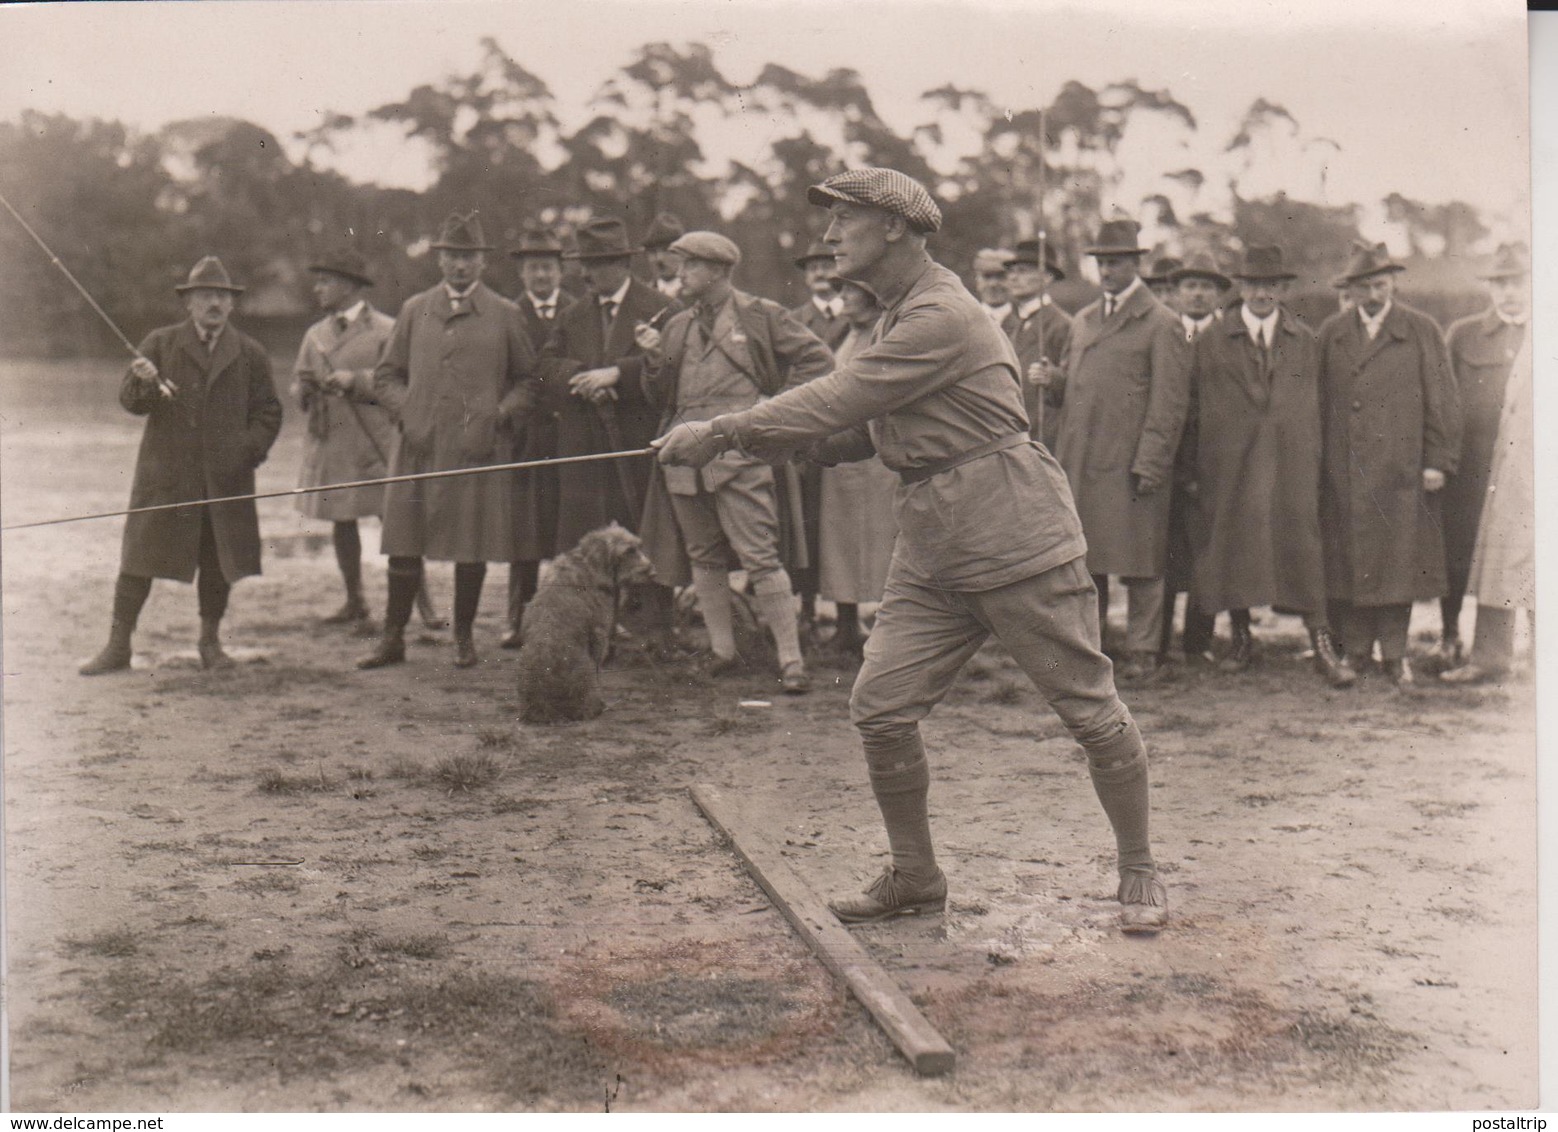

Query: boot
left=453, top=627, right=479, bottom=669
left=1386, top=656, right=1416, bottom=690
left=79, top=619, right=135, bottom=676
left=1310, top=626, right=1356, bottom=688
left=357, top=630, right=406, bottom=669
left=415, top=583, right=448, bottom=631
left=197, top=617, right=234, bottom=670
left=1217, top=618, right=1253, bottom=673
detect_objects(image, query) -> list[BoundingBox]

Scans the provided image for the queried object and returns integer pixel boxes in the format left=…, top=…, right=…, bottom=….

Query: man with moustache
left=357, top=212, right=537, bottom=672
left=1184, top=246, right=1353, bottom=686
left=290, top=247, right=398, bottom=628
left=1159, top=252, right=1230, bottom=666
left=652, top=170, right=1168, bottom=934
left=1053, top=219, right=1192, bottom=683
left=1430, top=242, right=1528, bottom=671
left=80, top=256, right=283, bottom=675
left=503, top=224, right=572, bottom=648
left=1317, top=241, right=1461, bottom=687
left=972, top=247, right=1014, bottom=326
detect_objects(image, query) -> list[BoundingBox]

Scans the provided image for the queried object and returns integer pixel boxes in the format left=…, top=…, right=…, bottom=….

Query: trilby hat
left=175, top=255, right=245, bottom=294
left=1168, top=251, right=1232, bottom=289
left=1086, top=219, right=1148, bottom=257
left=640, top=212, right=686, bottom=251
left=509, top=225, right=565, bottom=260
left=1007, top=238, right=1066, bottom=281
left=1477, top=242, right=1530, bottom=280
left=566, top=218, right=641, bottom=261
left=430, top=211, right=495, bottom=252
left=308, top=247, right=374, bottom=288
left=1336, top=240, right=1405, bottom=284
left=1231, top=245, right=1298, bottom=283
left=1141, top=256, right=1182, bottom=285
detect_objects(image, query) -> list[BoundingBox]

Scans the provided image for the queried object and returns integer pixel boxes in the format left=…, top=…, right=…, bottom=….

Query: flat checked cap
left=669, top=230, right=742, bottom=266
left=807, top=168, right=942, bottom=234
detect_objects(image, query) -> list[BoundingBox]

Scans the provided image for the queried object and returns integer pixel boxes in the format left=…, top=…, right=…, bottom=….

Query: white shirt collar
left=528, top=289, right=560, bottom=309
left=813, top=294, right=841, bottom=318
left=445, top=281, right=478, bottom=303
left=1016, top=294, right=1052, bottom=320
left=1240, top=304, right=1279, bottom=347
left=337, top=300, right=366, bottom=324
left=600, top=276, right=633, bottom=307
left=1358, top=300, right=1392, bottom=338
left=1102, top=275, right=1143, bottom=311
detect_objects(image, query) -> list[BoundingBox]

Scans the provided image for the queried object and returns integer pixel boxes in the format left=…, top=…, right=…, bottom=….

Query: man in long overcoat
left=1004, top=238, right=1072, bottom=453
left=634, top=231, right=833, bottom=693
left=80, top=256, right=283, bottom=675
left=1317, top=241, right=1461, bottom=686
left=1185, top=246, right=1353, bottom=686
left=1053, top=219, right=1192, bottom=682
left=291, top=247, right=397, bottom=626
left=358, top=212, right=537, bottom=671
left=1158, top=252, right=1230, bottom=665
left=1431, top=243, right=1528, bottom=669
left=502, top=225, right=573, bottom=647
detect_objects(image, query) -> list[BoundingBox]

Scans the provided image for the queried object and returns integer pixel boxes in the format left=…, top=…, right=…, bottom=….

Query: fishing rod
left=0, top=188, right=176, bottom=398
left=3, top=447, right=656, bottom=532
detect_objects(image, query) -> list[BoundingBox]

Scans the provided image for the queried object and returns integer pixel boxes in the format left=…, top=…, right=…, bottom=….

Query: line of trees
left=0, top=38, right=1497, bottom=357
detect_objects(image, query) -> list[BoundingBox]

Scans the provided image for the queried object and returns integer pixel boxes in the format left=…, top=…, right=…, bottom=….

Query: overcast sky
left=0, top=0, right=1530, bottom=231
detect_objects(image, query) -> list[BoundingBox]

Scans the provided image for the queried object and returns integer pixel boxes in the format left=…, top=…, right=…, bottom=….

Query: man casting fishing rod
left=79, top=255, right=283, bottom=675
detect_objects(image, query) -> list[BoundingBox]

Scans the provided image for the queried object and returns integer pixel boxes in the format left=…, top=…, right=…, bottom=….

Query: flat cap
left=807, top=167, right=942, bottom=234
left=669, top=230, right=742, bottom=266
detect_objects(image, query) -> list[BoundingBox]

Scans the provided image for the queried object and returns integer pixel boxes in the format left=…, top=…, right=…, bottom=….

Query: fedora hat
left=1007, top=238, right=1066, bottom=281
left=566, top=218, right=641, bottom=261
left=640, top=212, right=686, bottom=251
left=430, top=211, right=495, bottom=252
left=1141, top=256, right=1182, bottom=285
left=509, top=225, right=564, bottom=259
left=1336, top=240, right=1404, bottom=284
left=1477, top=242, right=1530, bottom=280
left=1086, top=219, right=1147, bottom=257
left=793, top=239, right=836, bottom=268
left=1231, top=245, right=1297, bottom=283
left=308, top=247, right=374, bottom=288
left=175, top=255, right=245, bottom=294
left=1168, top=252, right=1232, bottom=289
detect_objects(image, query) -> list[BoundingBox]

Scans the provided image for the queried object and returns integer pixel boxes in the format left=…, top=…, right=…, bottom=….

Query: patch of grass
left=232, top=872, right=303, bottom=896
left=490, top=795, right=549, bottom=815
left=385, top=756, right=425, bottom=781
left=430, top=751, right=503, bottom=793
left=474, top=728, right=516, bottom=750
left=65, top=928, right=141, bottom=958
left=257, top=767, right=338, bottom=795
left=344, top=765, right=375, bottom=782
left=343, top=927, right=449, bottom=962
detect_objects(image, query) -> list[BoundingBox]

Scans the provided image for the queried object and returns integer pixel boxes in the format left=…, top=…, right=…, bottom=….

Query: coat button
left=1351, top=400, right=1362, bottom=411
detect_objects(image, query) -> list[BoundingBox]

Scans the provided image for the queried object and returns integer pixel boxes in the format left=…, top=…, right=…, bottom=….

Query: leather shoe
left=1310, top=627, right=1356, bottom=688
left=198, top=641, right=235, bottom=670
left=1119, top=873, right=1168, bottom=934
left=1217, top=626, right=1253, bottom=673
left=779, top=660, right=811, bottom=695
left=705, top=652, right=747, bottom=677
left=357, top=634, right=406, bottom=670
left=1386, top=657, right=1415, bottom=689
left=500, top=627, right=524, bottom=650
left=829, top=867, right=948, bottom=924
left=453, top=631, right=479, bottom=669
left=79, top=640, right=132, bottom=677
left=1117, top=652, right=1160, bottom=684
left=1441, top=661, right=1505, bottom=686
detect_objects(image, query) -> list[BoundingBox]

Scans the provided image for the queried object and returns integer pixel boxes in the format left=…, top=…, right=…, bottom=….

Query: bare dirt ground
left=0, top=358, right=1538, bottom=1112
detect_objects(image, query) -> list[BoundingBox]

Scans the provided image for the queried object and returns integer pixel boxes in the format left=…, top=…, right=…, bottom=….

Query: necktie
left=601, top=299, right=618, bottom=338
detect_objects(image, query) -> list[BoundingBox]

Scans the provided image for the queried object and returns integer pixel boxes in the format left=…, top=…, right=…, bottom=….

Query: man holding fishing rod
left=79, top=256, right=283, bottom=675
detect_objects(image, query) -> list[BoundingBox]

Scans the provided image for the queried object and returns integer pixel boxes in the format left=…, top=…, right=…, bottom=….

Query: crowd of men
left=69, top=165, right=1532, bottom=929
left=78, top=189, right=1532, bottom=696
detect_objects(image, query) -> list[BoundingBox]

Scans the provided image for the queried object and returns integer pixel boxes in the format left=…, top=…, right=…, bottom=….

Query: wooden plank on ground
left=689, top=783, right=956, bottom=1076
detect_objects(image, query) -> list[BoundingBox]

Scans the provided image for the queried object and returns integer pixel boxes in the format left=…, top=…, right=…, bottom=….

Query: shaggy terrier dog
left=515, top=523, right=655, bottom=723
